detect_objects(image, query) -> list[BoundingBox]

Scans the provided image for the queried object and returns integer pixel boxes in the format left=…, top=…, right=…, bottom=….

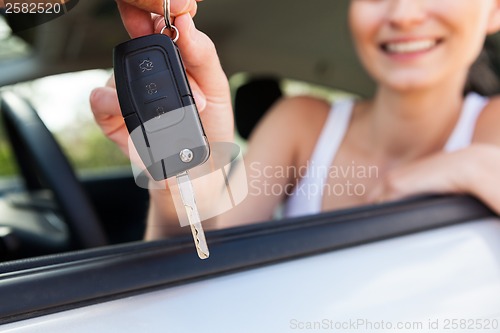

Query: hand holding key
left=90, top=0, right=235, bottom=252
left=114, top=26, right=212, bottom=258
left=91, top=0, right=234, bottom=158
left=116, top=0, right=199, bottom=39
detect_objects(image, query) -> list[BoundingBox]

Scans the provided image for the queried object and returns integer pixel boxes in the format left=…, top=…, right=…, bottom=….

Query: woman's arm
left=371, top=144, right=500, bottom=214
left=372, top=98, right=500, bottom=214
left=145, top=96, right=330, bottom=238
left=213, top=96, right=330, bottom=229
left=466, top=145, right=500, bottom=214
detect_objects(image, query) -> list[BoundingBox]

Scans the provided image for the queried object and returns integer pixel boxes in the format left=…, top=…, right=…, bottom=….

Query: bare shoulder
left=264, top=95, right=330, bottom=123
left=474, top=95, right=500, bottom=146
left=250, top=95, right=330, bottom=140
left=252, top=95, right=330, bottom=163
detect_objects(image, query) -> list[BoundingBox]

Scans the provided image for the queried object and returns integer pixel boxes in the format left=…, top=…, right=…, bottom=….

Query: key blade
left=176, top=172, right=210, bottom=259
left=190, top=223, right=209, bottom=259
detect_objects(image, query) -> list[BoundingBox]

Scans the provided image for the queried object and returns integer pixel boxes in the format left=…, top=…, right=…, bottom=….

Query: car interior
left=0, top=0, right=380, bottom=261
left=0, top=0, right=499, bottom=325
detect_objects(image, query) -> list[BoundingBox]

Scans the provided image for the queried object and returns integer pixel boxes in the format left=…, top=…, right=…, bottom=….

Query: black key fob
left=113, top=34, right=210, bottom=181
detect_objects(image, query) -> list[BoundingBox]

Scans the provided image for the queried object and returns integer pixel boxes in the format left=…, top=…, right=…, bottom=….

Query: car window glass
left=0, top=15, right=31, bottom=62
left=1, top=70, right=130, bottom=176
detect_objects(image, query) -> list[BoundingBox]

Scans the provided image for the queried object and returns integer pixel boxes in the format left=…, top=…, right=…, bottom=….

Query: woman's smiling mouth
left=380, top=38, right=444, bottom=56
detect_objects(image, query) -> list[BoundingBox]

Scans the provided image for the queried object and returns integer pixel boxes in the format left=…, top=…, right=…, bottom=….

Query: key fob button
left=130, top=70, right=182, bottom=107
left=114, top=33, right=210, bottom=180
left=125, top=47, right=169, bottom=80
left=142, top=98, right=185, bottom=129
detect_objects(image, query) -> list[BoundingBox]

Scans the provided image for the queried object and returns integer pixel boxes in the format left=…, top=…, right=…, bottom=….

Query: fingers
left=117, top=0, right=198, bottom=38
left=150, top=13, right=229, bottom=109
left=116, top=0, right=154, bottom=38
left=90, top=86, right=122, bottom=120
left=114, top=0, right=234, bottom=145
left=155, top=13, right=230, bottom=102
left=117, top=0, right=225, bottom=104
left=153, top=13, right=234, bottom=142
left=90, top=85, right=132, bottom=156
left=368, top=166, right=433, bottom=204
left=366, top=152, right=465, bottom=204
left=186, top=73, right=207, bottom=112
left=365, top=182, right=385, bottom=204
left=106, top=73, right=116, bottom=89
left=119, top=0, right=198, bottom=17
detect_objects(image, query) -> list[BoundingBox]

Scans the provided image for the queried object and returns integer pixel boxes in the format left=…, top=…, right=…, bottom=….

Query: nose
left=387, top=0, right=427, bottom=30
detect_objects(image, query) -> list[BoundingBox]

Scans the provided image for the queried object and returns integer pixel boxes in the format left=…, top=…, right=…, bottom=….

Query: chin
left=378, top=72, right=442, bottom=93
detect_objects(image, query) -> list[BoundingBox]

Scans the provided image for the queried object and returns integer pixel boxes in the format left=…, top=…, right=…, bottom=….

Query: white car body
left=2, top=219, right=500, bottom=333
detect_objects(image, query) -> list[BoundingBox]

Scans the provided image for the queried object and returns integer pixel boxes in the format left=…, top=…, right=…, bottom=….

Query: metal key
left=177, top=172, right=209, bottom=259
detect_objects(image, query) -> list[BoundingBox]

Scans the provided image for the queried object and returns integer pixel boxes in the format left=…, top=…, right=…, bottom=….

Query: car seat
left=234, top=77, right=283, bottom=140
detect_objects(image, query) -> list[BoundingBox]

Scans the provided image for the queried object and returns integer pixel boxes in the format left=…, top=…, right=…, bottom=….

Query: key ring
left=160, top=0, right=180, bottom=43
left=161, top=24, right=179, bottom=43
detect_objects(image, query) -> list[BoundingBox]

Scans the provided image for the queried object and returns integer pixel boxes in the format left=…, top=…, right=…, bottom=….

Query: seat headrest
left=234, top=77, right=282, bottom=140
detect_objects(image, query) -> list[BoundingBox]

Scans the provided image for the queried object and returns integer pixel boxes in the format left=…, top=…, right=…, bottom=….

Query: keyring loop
left=160, top=24, right=180, bottom=43
left=161, top=0, right=179, bottom=42
left=163, top=0, right=172, bottom=30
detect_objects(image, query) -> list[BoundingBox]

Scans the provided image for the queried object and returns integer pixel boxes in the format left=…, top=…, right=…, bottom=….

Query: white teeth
left=385, top=39, right=438, bottom=54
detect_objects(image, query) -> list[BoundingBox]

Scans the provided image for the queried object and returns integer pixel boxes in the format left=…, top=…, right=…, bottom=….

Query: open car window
left=0, top=70, right=130, bottom=177
left=0, top=1, right=499, bottom=330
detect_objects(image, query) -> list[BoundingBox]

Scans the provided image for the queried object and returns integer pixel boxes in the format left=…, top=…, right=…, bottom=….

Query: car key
left=177, top=171, right=209, bottom=259
left=113, top=21, right=210, bottom=259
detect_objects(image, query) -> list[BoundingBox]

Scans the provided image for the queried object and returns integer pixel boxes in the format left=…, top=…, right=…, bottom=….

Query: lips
left=380, top=38, right=443, bottom=55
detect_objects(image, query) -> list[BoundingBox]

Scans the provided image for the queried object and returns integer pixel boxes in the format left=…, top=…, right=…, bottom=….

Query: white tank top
left=284, top=92, right=489, bottom=218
